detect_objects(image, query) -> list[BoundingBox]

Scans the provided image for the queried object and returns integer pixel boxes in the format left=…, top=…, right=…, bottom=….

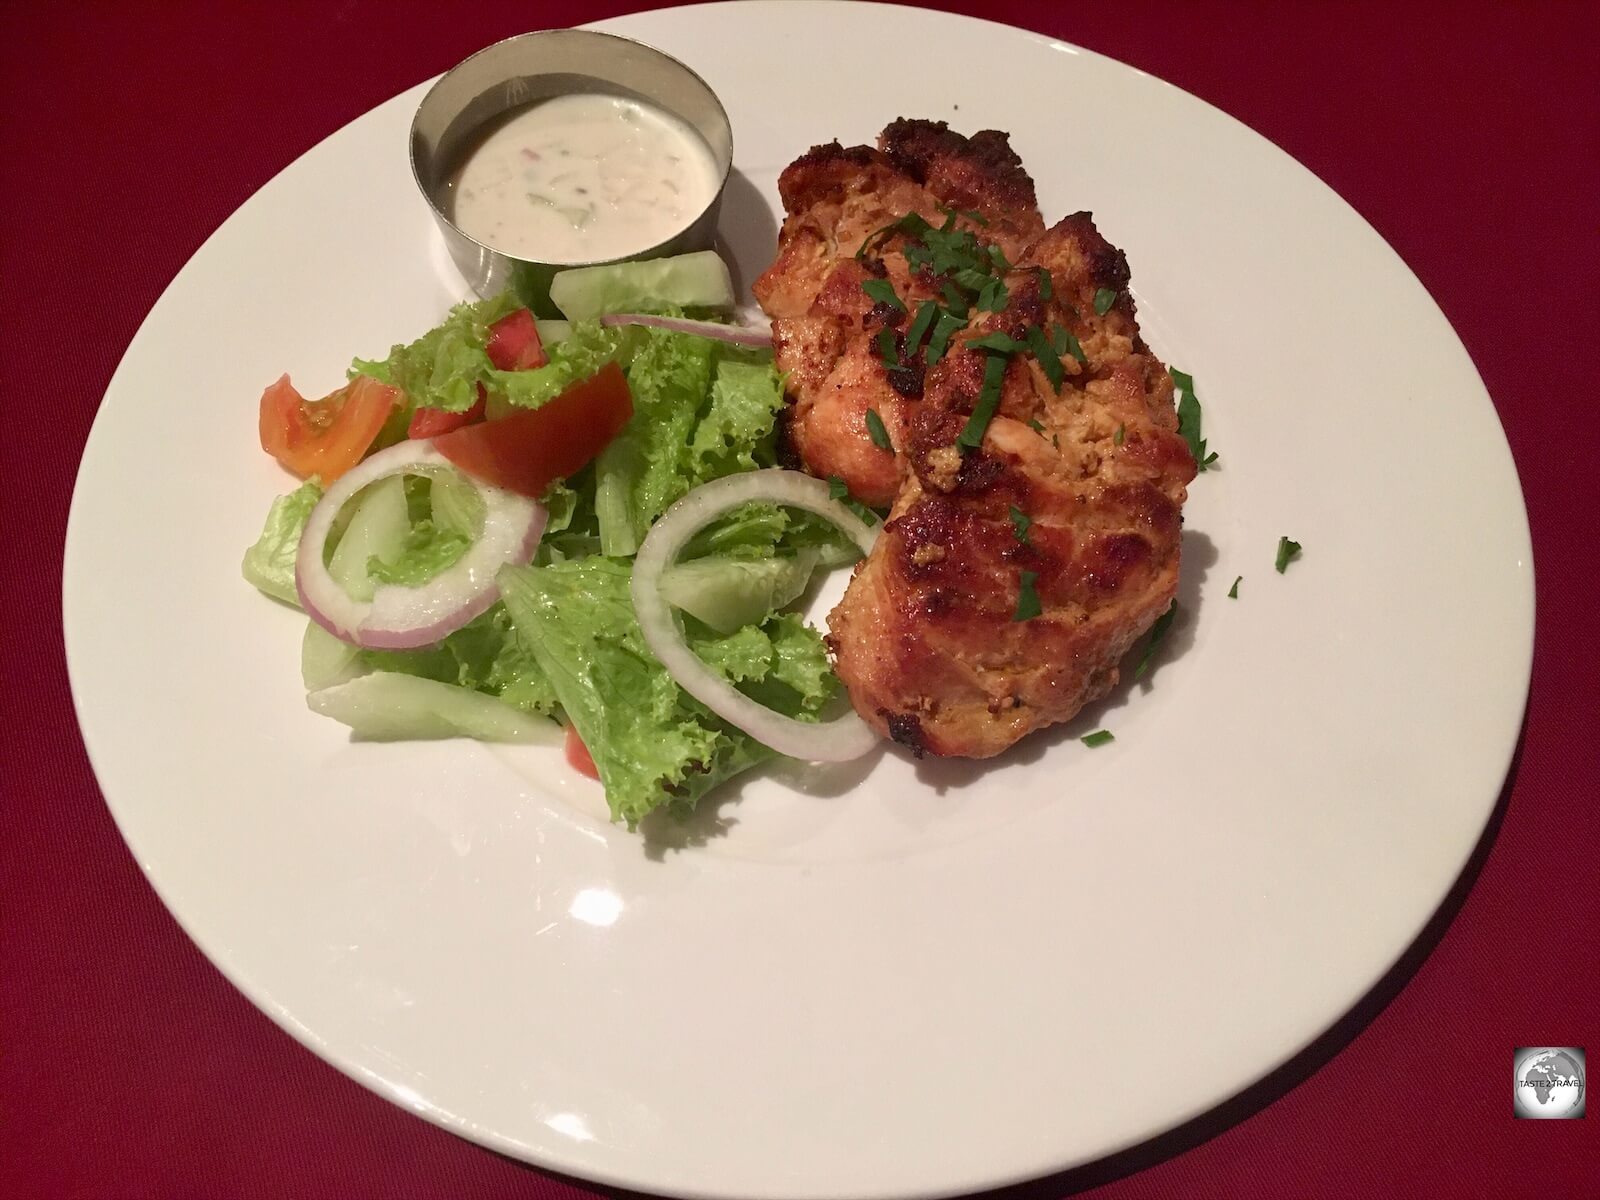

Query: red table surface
left=4, top=1, right=1596, bottom=1196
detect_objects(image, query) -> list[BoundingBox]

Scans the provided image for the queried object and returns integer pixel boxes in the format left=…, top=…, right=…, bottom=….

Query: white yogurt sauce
left=448, top=93, right=720, bottom=263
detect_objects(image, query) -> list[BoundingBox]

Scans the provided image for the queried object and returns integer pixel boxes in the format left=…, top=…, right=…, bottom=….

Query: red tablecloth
left=5, top=2, right=1596, bottom=1196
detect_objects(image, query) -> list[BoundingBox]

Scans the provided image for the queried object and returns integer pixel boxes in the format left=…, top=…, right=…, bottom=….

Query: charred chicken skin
left=753, top=119, right=1195, bottom=759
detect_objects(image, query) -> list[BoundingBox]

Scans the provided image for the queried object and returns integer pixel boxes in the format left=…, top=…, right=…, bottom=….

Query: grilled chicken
left=753, top=119, right=1195, bottom=759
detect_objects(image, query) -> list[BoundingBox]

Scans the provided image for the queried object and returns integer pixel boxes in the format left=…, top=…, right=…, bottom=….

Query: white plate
left=63, top=4, right=1533, bottom=1197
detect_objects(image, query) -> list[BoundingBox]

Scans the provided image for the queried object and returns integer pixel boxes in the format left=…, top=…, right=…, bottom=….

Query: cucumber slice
left=326, top=474, right=409, bottom=601
left=308, top=671, right=552, bottom=742
left=300, top=620, right=366, bottom=691
left=549, top=251, right=735, bottom=320
left=534, top=318, right=572, bottom=346
left=659, top=551, right=819, bottom=635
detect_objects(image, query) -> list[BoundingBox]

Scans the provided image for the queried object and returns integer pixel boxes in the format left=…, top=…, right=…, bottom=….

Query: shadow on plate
left=714, top=167, right=779, bottom=301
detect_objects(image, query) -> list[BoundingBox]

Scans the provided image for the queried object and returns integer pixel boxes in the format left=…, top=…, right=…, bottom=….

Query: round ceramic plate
left=63, top=4, right=1533, bottom=1197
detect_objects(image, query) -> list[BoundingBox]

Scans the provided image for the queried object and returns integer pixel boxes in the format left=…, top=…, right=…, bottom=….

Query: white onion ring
left=599, top=313, right=772, bottom=349
left=631, top=469, right=881, bottom=762
left=296, top=441, right=546, bottom=650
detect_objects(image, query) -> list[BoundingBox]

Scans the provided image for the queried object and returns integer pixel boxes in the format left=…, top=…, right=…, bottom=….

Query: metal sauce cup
left=411, top=30, right=733, bottom=316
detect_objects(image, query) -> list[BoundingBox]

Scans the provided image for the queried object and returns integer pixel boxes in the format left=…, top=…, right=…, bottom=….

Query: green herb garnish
left=1037, top=268, right=1053, bottom=301
left=1028, top=418, right=1047, bottom=435
left=1093, top=287, right=1118, bottom=316
left=925, top=310, right=966, bottom=365
left=957, top=354, right=1009, bottom=451
left=1025, top=324, right=1065, bottom=392
left=1013, top=570, right=1042, bottom=622
left=963, top=208, right=989, bottom=226
left=1113, top=424, right=1125, bottom=446
left=1133, top=602, right=1177, bottom=680
left=828, top=475, right=849, bottom=501
left=1228, top=574, right=1242, bottom=598
left=940, top=281, right=970, bottom=317
left=1080, top=730, right=1115, bottom=748
left=1172, top=367, right=1218, bottom=471
left=1275, top=537, right=1301, bottom=573
left=976, top=275, right=1009, bottom=313
left=967, top=331, right=1028, bottom=354
left=905, top=300, right=938, bottom=352
left=866, top=407, right=892, bottom=451
left=1053, top=324, right=1088, bottom=365
left=876, top=328, right=899, bottom=370
left=862, top=277, right=905, bottom=312
left=1009, top=504, right=1032, bottom=544
left=855, top=211, right=933, bottom=261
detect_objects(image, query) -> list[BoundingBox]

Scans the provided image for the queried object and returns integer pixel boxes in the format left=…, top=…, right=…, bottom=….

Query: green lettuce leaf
left=487, top=320, right=641, bottom=415
left=351, top=293, right=521, bottom=443
left=357, top=605, right=559, bottom=717
left=365, top=519, right=470, bottom=587
left=688, top=359, right=786, bottom=478
left=242, top=479, right=322, bottom=605
left=497, top=558, right=835, bottom=828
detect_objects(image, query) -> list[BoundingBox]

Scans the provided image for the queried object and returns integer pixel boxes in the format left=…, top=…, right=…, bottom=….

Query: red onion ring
left=599, top=313, right=773, bottom=349
left=630, top=469, right=881, bottom=762
left=295, top=441, right=546, bottom=650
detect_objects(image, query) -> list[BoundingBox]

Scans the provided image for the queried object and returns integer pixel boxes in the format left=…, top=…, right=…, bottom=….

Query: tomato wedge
left=407, top=385, right=487, bottom=439
left=405, top=309, right=544, bottom=439
left=485, top=308, right=546, bottom=371
left=432, top=361, right=633, bottom=496
left=564, top=724, right=600, bottom=780
left=259, top=374, right=398, bottom=483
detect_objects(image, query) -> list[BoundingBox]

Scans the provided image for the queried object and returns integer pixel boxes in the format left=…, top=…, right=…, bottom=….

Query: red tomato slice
left=259, top=373, right=398, bottom=483
left=486, top=308, right=546, bottom=371
left=407, top=384, right=487, bottom=439
left=564, top=724, right=600, bottom=780
left=431, top=361, right=633, bottom=497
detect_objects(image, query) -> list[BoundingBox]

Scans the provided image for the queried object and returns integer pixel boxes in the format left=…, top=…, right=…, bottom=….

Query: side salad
left=243, top=252, right=880, bottom=828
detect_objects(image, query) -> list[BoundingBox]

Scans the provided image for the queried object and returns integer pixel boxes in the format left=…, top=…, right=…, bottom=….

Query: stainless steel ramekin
left=410, top=30, right=733, bottom=316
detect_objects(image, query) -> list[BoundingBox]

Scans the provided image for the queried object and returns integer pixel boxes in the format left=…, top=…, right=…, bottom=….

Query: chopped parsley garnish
left=865, top=407, right=892, bottom=450
left=957, top=354, right=1009, bottom=451
left=1275, top=537, right=1302, bottom=573
left=905, top=299, right=938, bottom=352
left=1053, top=324, right=1088, bottom=365
left=1037, top=268, right=1053, bottom=301
left=1113, top=423, right=1125, bottom=446
left=976, top=275, right=1009, bottom=313
left=861, top=277, right=905, bottom=312
left=1013, top=570, right=1042, bottom=621
left=925, top=310, right=966, bottom=365
left=1133, top=601, right=1177, bottom=680
left=876, top=328, right=899, bottom=370
left=855, top=211, right=932, bottom=261
left=968, top=331, right=1028, bottom=354
left=1093, top=287, right=1118, bottom=316
left=987, top=244, right=1012, bottom=273
left=1080, top=730, right=1115, bottom=748
left=828, top=475, right=849, bottom=501
left=1028, top=418, right=1048, bottom=435
left=962, top=208, right=988, bottom=226
left=1172, top=367, right=1218, bottom=471
left=1228, top=574, right=1242, bottom=598
left=1024, top=324, right=1065, bottom=392
left=940, top=281, right=970, bottom=317
left=1009, top=504, right=1032, bottom=544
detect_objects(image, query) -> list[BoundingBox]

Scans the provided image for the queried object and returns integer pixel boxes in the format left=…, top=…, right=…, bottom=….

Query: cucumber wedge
left=549, top=251, right=735, bottom=320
